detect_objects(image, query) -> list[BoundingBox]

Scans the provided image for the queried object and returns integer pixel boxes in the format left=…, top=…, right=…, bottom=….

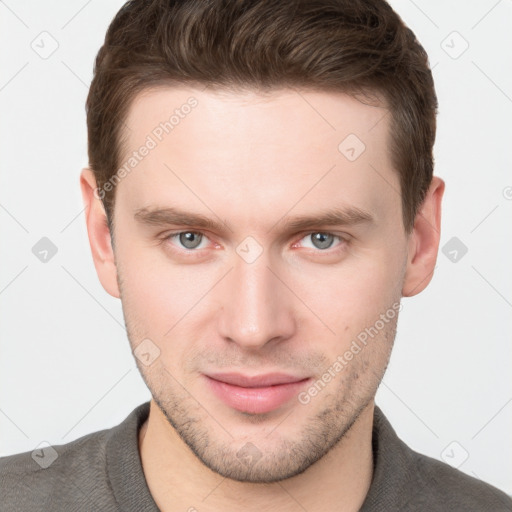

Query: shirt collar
left=359, top=404, right=415, bottom=511
left=106, top=401, right=160, bottom=511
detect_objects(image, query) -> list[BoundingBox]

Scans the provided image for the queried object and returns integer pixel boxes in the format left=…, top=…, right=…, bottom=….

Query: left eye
left=298, top=232, right=343, bottom=250
left=167, top=231, right=209, bottom=250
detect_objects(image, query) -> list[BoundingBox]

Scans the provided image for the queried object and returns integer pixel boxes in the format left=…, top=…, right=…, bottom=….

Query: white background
left=0, top=0, right=511, bottom=497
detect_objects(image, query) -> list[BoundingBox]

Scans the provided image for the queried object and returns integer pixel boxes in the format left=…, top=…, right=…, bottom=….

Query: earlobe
left=79, top=167, right=121, bottom=299
left=402, top=176, right=445, bottom=297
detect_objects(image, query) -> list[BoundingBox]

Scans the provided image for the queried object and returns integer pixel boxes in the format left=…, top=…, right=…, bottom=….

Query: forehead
left=116, top=86, right=399, bottom=231
left=123, top=85, right=389, bottom=147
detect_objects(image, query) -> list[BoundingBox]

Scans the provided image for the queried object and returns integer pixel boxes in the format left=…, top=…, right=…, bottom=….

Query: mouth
left=203, top=372, right=312, bottom=414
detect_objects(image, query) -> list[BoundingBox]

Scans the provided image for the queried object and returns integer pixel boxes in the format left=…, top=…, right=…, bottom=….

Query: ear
left=402, top=176, right=445, bottom=297
left=79, top=167, right=120, bottom=299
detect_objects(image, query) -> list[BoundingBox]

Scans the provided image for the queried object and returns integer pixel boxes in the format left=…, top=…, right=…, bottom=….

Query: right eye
left=163, top=231, right=210, bottom=250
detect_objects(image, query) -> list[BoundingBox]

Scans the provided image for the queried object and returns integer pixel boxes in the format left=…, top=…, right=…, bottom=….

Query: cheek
left=295, top=247, right=403, bottom=339
left=124, top=271, right=205, bottom=338
left=116, top=232, right=205, bottom=317
left=116, top=255, right=181, bottom=339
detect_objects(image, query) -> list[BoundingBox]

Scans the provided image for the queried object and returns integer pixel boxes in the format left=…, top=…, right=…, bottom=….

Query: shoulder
left=0, top=426, right=115, bottom=511
left=367, top=406, right=512, bottom=511
left=403, top=444, right=512, bottom=511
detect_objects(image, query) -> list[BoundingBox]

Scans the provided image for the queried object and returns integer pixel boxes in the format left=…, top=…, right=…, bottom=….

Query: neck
left=139, top=400, right=374, bottom=512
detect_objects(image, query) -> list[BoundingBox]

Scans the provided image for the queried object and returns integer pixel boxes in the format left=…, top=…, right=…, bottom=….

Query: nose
left=217, top=250, right=296, bottom=350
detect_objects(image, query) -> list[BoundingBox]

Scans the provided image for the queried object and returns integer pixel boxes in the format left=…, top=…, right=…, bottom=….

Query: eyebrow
left=133, top=205, right=374, bottom=233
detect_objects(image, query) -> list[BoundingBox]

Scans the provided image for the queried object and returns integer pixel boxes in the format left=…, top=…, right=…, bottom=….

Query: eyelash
left=159, top=230, right=348, bottom=256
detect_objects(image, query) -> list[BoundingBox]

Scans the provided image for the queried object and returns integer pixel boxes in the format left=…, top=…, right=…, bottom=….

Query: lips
left=206, top=372, right=308, bottom=387
left=203, top=372, right=311, bottom=414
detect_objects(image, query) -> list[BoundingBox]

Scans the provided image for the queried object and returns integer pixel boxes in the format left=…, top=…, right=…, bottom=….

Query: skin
left=80, top=86, right=444, bottom=512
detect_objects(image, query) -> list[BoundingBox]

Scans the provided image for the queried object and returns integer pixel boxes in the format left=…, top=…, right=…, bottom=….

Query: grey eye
left=310, top=232, right=335, bottom=250
left=179, top=232, right=203, bottom=249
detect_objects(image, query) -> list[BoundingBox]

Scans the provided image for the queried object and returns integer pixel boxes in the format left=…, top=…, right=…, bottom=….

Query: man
left=1, top=0, right=510, bottom=510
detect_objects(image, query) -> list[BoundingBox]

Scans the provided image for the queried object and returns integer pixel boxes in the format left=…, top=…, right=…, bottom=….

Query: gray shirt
left=1, top=402, right=511, bottom=511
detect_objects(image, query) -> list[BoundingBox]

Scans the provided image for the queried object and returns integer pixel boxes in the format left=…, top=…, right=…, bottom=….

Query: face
left=87, top=86, right=422, bottom=483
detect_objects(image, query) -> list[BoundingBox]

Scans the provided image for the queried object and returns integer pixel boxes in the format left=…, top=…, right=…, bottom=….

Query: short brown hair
left=86, top=0, right=437, bottom=234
